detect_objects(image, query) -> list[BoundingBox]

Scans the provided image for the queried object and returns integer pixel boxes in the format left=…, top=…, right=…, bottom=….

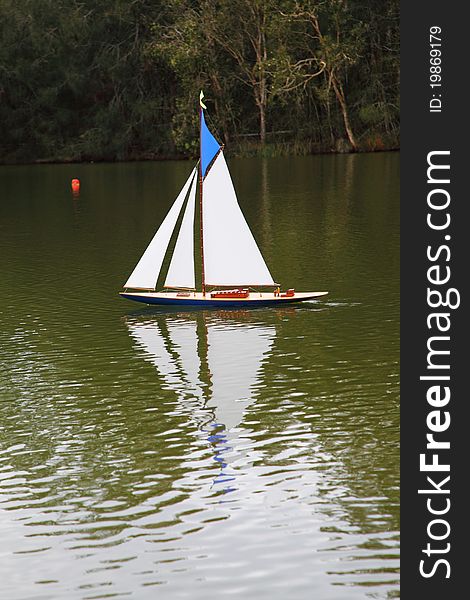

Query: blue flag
left=201, top=111, right=221, bottom=178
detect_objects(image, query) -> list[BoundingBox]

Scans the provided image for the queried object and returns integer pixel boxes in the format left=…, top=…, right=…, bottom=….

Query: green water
left=0, top=153, right=399, bottom=599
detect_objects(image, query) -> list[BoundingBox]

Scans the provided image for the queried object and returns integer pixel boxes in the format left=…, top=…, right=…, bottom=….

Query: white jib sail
left=164, top=170, right=198, bottom=289
left=124, top=167, right=197, bottom=289
left=202, top=153, right=276, bottom=287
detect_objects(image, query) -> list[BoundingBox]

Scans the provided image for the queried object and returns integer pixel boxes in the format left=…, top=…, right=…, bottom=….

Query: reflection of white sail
left=127, top=319, right=204, bottom=405
left=127, top=314, right=275, bottom=494
left=166, top=320, right=203, bottom=400
left=126, top=316, right=275, bottom=431
left=206, top=323, right=274, bottom=430
left=127, top=321, right=181, bottom=390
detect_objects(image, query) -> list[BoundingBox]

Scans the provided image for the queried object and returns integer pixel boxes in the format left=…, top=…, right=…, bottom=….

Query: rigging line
left=205, top=109, right=224, bottom=146
left=202, top=146, right=224, bottom=181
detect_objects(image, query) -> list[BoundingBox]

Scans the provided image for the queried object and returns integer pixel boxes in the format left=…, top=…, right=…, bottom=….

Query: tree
left=155, top=0, right=309, bottom=145
left=283, top=0, right=366, bottom=150
left=0, top=0, right=399, bottom=162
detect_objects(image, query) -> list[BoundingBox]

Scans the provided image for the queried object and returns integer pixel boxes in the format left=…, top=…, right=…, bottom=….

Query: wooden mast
left=199, top=105, right=206, bottom=297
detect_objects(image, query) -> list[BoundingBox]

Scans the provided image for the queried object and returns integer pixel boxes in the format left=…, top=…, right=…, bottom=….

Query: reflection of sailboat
left=120, top=91, right=328, bottom=307
left=126, top=313, right=275, bottom=490
left=127, top=314, right=274, bottom=431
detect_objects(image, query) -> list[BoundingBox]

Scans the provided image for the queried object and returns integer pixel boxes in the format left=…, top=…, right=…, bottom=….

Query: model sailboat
left=120, top=92, right=328, bottom=307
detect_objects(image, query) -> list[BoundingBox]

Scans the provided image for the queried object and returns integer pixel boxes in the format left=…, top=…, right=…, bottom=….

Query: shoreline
left=0, top=144, right=399, bottom=167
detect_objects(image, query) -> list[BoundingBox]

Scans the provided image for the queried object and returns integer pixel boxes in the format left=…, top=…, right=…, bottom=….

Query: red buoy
left=71, top=178, right=80, bottom=195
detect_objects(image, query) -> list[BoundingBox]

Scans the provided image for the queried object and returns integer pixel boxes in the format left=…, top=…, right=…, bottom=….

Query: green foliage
left=0, top=0, right=399, bottom=163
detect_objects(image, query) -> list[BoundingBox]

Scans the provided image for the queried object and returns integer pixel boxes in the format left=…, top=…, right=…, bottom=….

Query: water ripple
left=1, top=155, right=399, bottom=599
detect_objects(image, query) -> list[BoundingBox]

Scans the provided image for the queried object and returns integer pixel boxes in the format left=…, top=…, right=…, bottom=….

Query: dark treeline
left=0, top=0, right=399, bottom=164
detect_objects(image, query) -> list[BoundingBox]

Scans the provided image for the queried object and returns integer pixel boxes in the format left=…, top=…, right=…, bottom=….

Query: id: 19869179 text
left=429, top=26, right=443, bottom=113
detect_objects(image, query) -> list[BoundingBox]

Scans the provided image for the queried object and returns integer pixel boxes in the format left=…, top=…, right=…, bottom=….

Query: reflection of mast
left=126, top=313, right=275, bottom=490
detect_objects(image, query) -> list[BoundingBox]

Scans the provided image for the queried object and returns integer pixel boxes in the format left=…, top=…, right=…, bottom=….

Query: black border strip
left=401, top=3, right=466, bottom=597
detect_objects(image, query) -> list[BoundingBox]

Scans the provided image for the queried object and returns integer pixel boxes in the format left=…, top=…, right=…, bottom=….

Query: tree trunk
left=253, top=19, right=268, bottom=145
left=254, top=82, right=267, bottom=144
left=259, top=100, right=266, bottom=144
left=331, top=75, right=357, bottom=150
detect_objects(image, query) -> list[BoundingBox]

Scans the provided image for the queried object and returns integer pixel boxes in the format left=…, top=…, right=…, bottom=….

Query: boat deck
left=120, top=290, right=328, bottom=307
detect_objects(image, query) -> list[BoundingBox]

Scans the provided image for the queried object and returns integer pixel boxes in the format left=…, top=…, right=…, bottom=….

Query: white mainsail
left=164, top=171, right=198, bottom=289
left=202, top=152, right=276, bottom=287
left=124, top=167, right=197, bottom=289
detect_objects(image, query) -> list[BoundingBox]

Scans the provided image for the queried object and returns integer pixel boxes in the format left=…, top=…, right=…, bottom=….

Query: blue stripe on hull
left=120, top=293, right=310, bottom=308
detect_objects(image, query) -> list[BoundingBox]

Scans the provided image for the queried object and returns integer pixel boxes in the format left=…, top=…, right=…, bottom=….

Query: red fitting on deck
left=281, top=288, right=295, bottom=298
